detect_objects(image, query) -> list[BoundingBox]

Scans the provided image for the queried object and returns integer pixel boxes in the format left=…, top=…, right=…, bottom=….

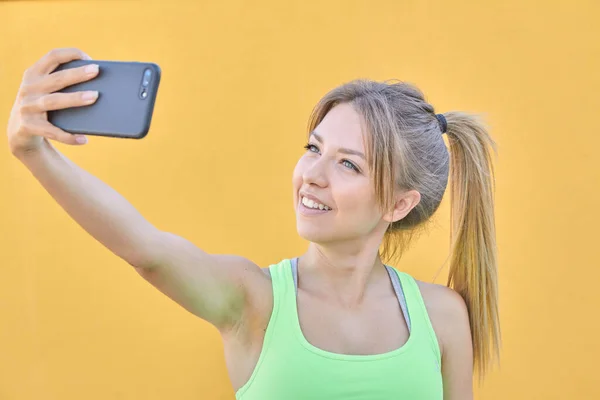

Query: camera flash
left=141, top=91, right=148, bottom=98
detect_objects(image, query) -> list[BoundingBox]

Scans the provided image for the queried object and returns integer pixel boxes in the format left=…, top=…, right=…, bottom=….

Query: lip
left=298, top=202, right=330, bottom=216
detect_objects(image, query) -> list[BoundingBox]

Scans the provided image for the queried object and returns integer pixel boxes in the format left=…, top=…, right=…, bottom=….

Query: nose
left=302, top=157, right=328, bottom=188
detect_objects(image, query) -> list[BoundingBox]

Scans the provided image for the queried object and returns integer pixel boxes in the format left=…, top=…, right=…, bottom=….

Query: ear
left=383, top=189, right=421, bottom=224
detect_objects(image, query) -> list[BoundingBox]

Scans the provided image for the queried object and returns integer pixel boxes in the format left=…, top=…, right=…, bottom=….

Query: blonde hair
left=307, top=79, right=500, bottom=379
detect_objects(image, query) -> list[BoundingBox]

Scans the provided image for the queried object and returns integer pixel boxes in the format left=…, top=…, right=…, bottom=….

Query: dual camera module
left=139, top=68, right=152, bottom=99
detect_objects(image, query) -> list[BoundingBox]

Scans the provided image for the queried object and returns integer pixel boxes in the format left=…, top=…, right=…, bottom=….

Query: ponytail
left=444, top=112, right=501, bottom=379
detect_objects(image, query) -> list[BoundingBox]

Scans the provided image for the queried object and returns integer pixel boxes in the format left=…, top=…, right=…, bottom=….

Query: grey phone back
left=47, top=60, right=161, bottom=139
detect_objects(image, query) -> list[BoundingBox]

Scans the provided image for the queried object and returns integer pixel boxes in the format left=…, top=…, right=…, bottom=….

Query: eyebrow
left=309, top=131, right=366, bottom=160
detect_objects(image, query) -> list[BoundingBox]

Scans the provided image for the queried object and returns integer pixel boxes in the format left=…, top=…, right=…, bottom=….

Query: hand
left=7, top=48, right=100, bottom=156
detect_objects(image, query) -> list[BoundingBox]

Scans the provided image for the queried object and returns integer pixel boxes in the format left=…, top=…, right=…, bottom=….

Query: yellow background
left=1, top=0, right=599, bottom=399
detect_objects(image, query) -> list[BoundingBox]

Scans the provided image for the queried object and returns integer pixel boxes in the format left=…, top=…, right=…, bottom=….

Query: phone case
left=47, top=60, right=161, bottom=139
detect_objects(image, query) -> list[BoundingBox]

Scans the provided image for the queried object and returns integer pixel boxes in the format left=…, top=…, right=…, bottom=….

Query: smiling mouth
left=300, top=196, right=332, bottom=211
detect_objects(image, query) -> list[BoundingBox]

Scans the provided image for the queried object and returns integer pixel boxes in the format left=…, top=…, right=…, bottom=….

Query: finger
left=22, top=91, right=99, bottom=113
left=28, top=121, right=88, bottom=146
left=30, top=48, right=90, bottom=76
left=42, top=64, right=99, bottom=93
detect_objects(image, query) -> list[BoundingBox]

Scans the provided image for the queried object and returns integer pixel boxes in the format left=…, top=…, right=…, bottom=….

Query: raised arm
left=7, top=48, right=270, bottom=332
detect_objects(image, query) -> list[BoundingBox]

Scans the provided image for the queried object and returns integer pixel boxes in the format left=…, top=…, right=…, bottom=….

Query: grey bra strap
left=385, top=265, right=411, bottom=332
left=290, top=257, right=299, bottom=296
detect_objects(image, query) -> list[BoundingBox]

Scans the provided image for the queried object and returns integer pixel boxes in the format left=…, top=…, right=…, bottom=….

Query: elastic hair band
left=436, top=114, right=447, bottom=134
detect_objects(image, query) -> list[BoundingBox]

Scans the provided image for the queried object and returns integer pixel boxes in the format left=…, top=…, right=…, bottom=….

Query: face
left=292, top=103, right=388, bottom=245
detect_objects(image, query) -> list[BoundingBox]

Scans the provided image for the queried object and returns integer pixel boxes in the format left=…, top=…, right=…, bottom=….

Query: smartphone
left=47, top=60, right=161, bottom=139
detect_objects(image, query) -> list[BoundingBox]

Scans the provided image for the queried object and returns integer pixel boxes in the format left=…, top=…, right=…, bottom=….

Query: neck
left=298, top=239, right=388, bottom=307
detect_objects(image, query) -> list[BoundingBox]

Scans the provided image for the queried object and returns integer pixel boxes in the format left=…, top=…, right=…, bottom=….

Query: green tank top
left=235, top=259, right=443, bottom=399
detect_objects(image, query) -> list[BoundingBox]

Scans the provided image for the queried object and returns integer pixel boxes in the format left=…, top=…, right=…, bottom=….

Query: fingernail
left=85, top=64, right=99, bottom=75
left=76, top=136, right=88, bottom=144
left=82, top=91, right=98, bottom=103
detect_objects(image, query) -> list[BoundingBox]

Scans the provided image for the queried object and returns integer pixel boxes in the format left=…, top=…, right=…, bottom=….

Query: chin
left=296, top=219, right=334, bottom=244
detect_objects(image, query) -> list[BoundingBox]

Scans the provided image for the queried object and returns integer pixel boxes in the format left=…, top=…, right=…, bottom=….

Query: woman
left=7, top=48, right=500, bottom=399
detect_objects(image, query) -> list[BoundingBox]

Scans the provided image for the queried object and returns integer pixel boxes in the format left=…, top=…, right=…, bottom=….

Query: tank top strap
left=265, top=259, right=295, bottom=300
left=237, top=261, right=295, bottom=399
left=264, top=259, right=299, bottom=326
left=388, top=267, right=441, bottom=366
left=263, top=259, right=297, bottom=297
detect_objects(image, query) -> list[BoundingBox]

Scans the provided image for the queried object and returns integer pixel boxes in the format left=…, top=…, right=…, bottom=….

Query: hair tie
left=436, top=114, right=447, bottom=134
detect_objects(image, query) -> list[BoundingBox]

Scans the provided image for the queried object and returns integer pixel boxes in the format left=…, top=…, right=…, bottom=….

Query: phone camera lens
left=142, top=69, right=152, bottom=87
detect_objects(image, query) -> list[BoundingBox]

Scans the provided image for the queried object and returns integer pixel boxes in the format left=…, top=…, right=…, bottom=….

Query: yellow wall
left=1, top=0, right=599, bottom=398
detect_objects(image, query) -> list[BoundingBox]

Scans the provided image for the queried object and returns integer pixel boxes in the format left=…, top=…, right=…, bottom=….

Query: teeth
left=301, top=196, right=331, bottom=211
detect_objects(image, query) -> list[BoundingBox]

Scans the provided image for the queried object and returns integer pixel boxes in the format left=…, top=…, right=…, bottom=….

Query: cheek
left=335, top=182, right=380, bottom=218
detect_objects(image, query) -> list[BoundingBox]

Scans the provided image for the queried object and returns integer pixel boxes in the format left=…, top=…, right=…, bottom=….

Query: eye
left=303, top=143, right=320, bottom=153
left=342, top=159, right=359, bottom=172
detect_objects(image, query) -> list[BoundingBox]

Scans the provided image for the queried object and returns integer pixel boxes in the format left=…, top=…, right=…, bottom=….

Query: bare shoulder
left=215, top=255, right=274, bottom=333
left=415, top=280, right=471, bottom=355
left=211, top=255, right=273, bottom=316
left=415, top=280, right=468, bottom=316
